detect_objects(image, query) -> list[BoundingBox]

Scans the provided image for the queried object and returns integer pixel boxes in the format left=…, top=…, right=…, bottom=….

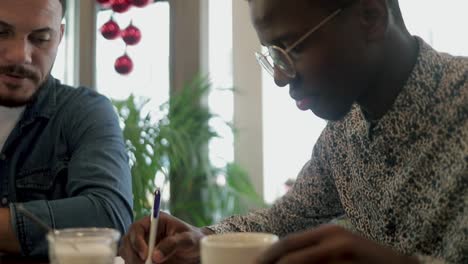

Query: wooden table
left=0, top=255, right=48, bottom=264
left=0, top=255, right=125, bottom=264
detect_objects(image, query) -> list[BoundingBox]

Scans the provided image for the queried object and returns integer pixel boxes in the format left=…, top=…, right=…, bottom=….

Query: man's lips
left=0, top=65, right=38, bottom=84
left=295, top=97, right=314, bottom=111
left=291, top=92, right=319, bottom=111
left=290, top=85, right=321, bottom=111
left=0, top=73, right=28, bottom=85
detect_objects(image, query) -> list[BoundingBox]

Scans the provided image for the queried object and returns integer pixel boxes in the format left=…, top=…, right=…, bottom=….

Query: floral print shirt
left=210, top=38, right=468, bottom=263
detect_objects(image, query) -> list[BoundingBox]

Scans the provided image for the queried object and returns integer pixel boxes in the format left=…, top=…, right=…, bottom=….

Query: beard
left=0, top=64, right=43, bottom=107
left=0, top=84, right=43, bottom=107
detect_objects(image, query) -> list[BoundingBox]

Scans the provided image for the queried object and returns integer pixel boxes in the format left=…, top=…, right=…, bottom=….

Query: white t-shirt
left=0, top=106, right=25, bottom=152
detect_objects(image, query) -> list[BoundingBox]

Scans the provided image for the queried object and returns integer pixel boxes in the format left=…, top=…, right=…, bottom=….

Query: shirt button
left=1, top=197, right=8, bottom=206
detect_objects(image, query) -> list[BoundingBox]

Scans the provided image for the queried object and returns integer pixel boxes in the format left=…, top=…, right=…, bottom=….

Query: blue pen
left=145, top=188, right=161, bottom=264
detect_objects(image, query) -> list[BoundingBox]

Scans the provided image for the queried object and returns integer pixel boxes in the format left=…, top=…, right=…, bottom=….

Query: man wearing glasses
left=120, top=0, right=467, bottom=263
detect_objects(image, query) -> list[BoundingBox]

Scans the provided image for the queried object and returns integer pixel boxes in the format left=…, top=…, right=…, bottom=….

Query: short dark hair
left=59, top=0, right=67, bottom=18
left=318, top=0, right=403, bottom=21
left=246, top=0, right=404, bottom=25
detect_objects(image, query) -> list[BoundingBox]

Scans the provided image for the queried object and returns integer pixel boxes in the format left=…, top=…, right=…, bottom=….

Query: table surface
left=0, top=256, right=48, bottom=264
left=0, top=256, right=125, bottom=264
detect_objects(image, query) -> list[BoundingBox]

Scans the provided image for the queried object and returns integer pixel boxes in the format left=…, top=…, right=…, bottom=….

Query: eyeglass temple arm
left=285, top=8, right=342, bottom=53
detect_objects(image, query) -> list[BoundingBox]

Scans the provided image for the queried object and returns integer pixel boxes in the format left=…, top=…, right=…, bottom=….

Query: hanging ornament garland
left=115, top=53, right=134, bottom=75
left=111, top=0, right=132, bottom=13
left=121, top=22, right=142, bottom=45
left=96, top=0, right=155, bottom=75
left=130, top=0, right=152, bottom=7
left=100, top=18, right=121, bottom=40
left=96, top=0, right=112, bottom=7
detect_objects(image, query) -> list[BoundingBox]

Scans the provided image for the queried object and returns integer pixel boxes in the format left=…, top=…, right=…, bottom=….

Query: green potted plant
left=113, top=76, right=264, bottom=225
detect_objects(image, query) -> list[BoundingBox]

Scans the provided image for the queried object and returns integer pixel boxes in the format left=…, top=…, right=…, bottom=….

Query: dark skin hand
left=119, top=212, right=213, bottom=264
left=256, top=225, right=420, bottom=264
left=120, top=216, right=420, bottom=264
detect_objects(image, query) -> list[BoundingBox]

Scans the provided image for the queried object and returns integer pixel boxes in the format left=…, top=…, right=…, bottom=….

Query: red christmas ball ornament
left=130, top=0, right=152, bottom=7
left=114, top=54, right=134, bottom=75
left=100, top=19, right=121, bottom=40
left=111, top=0, right=131, bottom=13
left=96, top=0, right=112, bottom=7
left=121, top=23, right=142, bottom=45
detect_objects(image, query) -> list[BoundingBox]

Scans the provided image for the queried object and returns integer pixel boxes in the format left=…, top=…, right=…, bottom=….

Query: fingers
left=152, top=231, right=200, bottom=263
left=119, top=234, right=145, bottom=264
left=257, top=225, right=347, bottom=264
left=130, top=216, right=151, bottom=260
left=120, top=216, right=151, bottom=264
left=121, top=212, right=203, bottom=264
left=270, top=231, right=399, bottom=264
left=273, top=234, right=354, bottom=264
left=157, top=211, right=191, bottom=235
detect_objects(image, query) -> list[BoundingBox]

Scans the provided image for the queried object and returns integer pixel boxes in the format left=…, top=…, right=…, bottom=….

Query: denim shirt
left=0, top=77, right=133, bottom=256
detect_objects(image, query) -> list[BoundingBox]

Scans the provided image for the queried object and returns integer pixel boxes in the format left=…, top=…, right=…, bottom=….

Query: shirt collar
left=391, top=36, right=442, bottom=111
left=346, top=36, right=443, bottom=138
left=365, top=36, right=442, bottom=117
left=20, top=76, right=58, bottom=127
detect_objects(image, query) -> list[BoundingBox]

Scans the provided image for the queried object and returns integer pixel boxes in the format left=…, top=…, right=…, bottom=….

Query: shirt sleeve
left=208, top=131, right=344, bottom=237
left=10, top=91, right=133, bottom=256
left=415, top=255, right=450, bottom=264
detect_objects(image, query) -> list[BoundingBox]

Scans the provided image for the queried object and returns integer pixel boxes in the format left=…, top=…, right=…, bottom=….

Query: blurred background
left=53, top=0, right=468, bottom=224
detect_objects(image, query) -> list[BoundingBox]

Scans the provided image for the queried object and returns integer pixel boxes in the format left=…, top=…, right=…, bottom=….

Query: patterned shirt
left=210, top=38, right=468, bottom=263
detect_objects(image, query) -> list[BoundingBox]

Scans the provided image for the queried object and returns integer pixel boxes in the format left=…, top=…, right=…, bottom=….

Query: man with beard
left=120, top=0, right=467, bottom=263
left=0, top=0, right=133, bottom=256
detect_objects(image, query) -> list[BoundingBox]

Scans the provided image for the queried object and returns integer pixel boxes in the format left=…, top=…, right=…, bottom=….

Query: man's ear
left=59, top=24, right=65, bottom=43
left=357, top=0, right=389, bottom=41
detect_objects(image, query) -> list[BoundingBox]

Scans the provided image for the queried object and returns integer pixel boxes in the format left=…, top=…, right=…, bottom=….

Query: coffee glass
left=47, top=228, right=120, bottom=264
left=201, top=232, right=278, bottom=264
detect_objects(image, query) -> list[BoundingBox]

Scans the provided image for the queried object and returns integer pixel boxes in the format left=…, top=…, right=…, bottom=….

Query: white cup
left=47, top=228, right=120, bottom=264
left=201, top=232, right=278, bottom=264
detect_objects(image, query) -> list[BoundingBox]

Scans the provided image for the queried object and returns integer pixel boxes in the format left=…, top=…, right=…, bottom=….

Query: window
left=51, top=31, right=67, bottom=83
left=95, top=2, right=170, bottom=110
left=262, top=71, right=326, bottom=203
left=208, top=0, right=234, bottom=169
left=400, top=0, right=468, bottom=56
left=51, top=1, right=77, bottom=86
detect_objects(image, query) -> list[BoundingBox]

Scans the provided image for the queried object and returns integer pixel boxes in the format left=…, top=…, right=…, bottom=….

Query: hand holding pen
left=118, top=187, right=213, bottom=264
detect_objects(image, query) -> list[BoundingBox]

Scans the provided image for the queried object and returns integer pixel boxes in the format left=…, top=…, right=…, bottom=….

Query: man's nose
left=273, top=67, right=291, bottom=87
left=3, top=38, right=33, bottom=65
